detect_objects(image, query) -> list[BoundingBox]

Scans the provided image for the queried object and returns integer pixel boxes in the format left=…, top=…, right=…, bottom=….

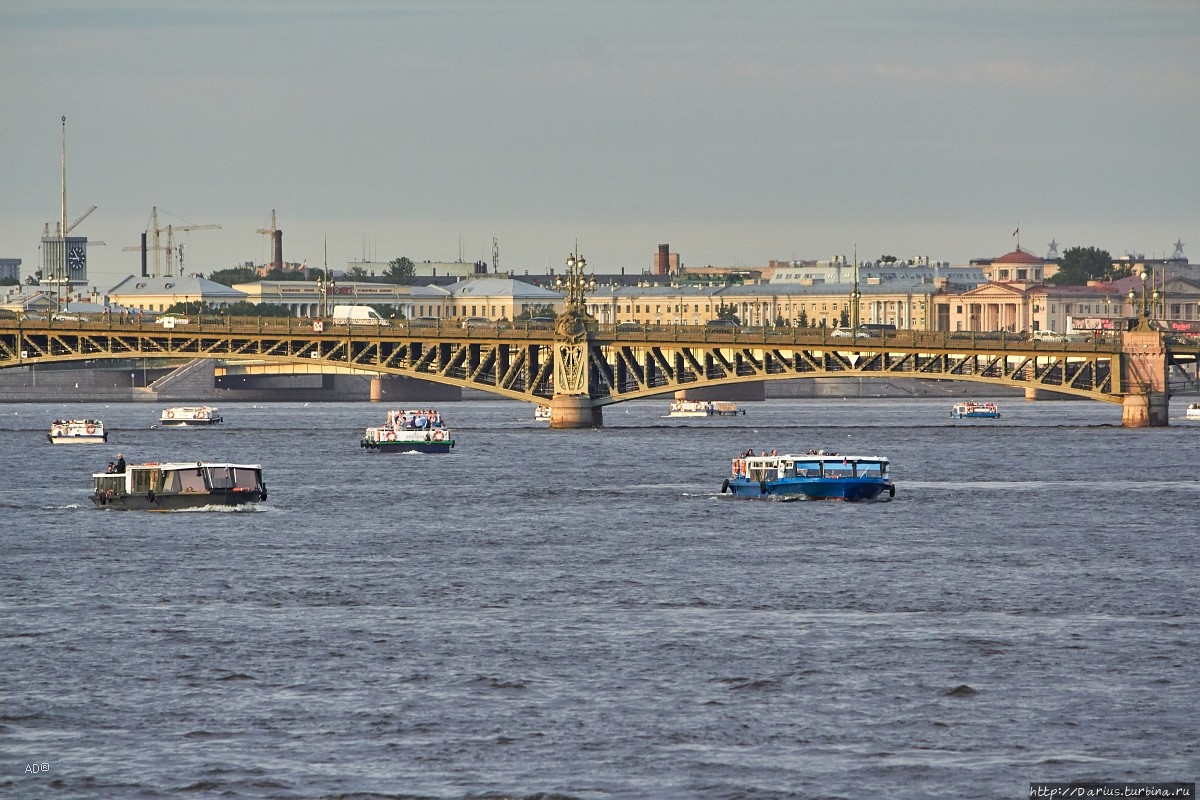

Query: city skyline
left=2, top=1, right=1196, bottom=289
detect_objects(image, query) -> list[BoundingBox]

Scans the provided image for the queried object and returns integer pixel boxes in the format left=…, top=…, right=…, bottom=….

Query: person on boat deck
left=114, top=454, right=126, bottom=473
left=105, top=462, right=115, bottom=474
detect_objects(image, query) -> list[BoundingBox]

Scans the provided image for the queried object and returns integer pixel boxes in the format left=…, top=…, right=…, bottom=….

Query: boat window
left=232, top=468, right=259, bottom=490
left=160, top=470, right=182, bottom=493
left=179, top=468, right=207, bottom=493
left=792, top=460, right=821, bottom=477
left=856, top=461, right=884, bottom=478
left=207, top=466, right=233, bottom=490
left=823, top=462, right=855, bottom=479
left=129, top=469, right=155, bottom=494
left=94, top=475, right=123, bottom=494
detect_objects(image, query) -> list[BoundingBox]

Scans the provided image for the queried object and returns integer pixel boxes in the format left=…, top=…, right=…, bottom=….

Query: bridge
left=2, top=314, right=1196, bottom=428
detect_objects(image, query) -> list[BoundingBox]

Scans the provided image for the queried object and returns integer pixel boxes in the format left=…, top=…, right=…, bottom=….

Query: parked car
left=704, top=319, right=738, bottom=330
left=615, top=321, right=643, bottom=331
left=830, top=327, right=870, bottom=338
left=460, top=317, right=493, bottom=329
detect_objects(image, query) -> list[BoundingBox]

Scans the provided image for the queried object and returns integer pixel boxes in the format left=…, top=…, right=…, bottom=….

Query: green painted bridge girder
left=6, top=319, right=1194, bottom=407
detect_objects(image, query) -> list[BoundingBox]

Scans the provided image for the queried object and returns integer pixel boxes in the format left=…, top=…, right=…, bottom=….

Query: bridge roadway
left=2, top=317, right=1196, bottom=427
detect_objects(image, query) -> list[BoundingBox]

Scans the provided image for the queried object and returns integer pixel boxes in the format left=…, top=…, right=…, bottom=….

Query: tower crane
left=257, top=209, right=283, bottom=271
left=122, top=207, right=220, bottom=277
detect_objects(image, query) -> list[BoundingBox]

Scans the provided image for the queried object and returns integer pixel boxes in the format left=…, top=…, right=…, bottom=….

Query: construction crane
left=122, top=207, right=220, bottom=277
left=257, top=209, right=283, bottom=271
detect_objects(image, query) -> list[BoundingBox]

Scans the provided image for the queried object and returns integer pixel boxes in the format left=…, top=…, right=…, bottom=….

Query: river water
left=2, top=396, right=1197, bottom=799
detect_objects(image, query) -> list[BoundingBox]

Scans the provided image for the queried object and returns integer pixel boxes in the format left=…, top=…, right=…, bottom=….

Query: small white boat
left=48, top=418, right=107, bottom=444
left=951, top=401, right=1000, bottom=419
left=361, top=409, right=455, bottom=453
left=1186, top=403, right=1200, bottom=420
left=534, top=404, right=551, bottom=422
left=160, top=406, right=223, bottom=426
left=668, top=400, right=745, bottom=417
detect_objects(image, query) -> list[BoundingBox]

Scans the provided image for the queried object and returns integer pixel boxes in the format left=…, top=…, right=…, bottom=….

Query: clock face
left=67, top=245, right=85, bottom=272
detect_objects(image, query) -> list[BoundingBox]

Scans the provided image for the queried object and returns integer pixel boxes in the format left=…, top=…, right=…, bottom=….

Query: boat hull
left=160, top=419, right=222, bottom=427
left=725, top=477, right=894, bottom=501
left=951, top=412, right=1000, bottom=419
left=90, top=488, right=265, bottom=511
left=361, top=438, right=454, bottom=454
left=48, top=433, right=107, bottom=444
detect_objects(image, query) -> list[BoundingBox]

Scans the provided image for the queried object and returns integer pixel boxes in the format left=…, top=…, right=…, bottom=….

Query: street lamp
left=316, top=272, right=336, bottom=318
left=556, top=248, right=597, bottom=315
left=850, top=250, right=861, bottom=332
left=1140, top=270, right=1149, bottom=319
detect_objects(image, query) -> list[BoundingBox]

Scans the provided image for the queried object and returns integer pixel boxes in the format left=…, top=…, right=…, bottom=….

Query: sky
left=2, top=0, right=1197, bottom=290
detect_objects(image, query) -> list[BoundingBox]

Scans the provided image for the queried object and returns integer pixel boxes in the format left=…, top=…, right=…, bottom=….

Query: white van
left=331, top=305, right=390, bottom=326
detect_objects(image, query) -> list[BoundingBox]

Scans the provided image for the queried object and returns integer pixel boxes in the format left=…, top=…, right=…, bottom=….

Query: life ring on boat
left=104, top=488, right=115, bottom=499
left=721, top=478, right=730, bottom=494
left=85, top=424, right=96, bottom=435
left=888, top=485, right=895, bottom=498
left=384, top=431, right=396, bottom=441
left=731, top=461, right=739, bottom=477
left=165, top=410, right=174, bottom=419
left=432, top=430, right=445, bottom=441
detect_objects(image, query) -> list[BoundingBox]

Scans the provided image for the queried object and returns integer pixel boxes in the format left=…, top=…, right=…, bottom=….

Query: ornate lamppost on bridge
left=548, top=247, right=600, bottom=429
left=555, top=250, right=597, bottom=317
left=316, top=271, right=336, bottom=319
left=850, top=251, right=861, bottom=332
left=1127, top=269, right=1159, bottom=331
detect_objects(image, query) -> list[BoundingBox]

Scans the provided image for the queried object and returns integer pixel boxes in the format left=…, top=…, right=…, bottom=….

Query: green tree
left=716, top=303, right=741, bottom=324
left=797, top=308, right=808, bottom=328
left=385, top=257, right=416, bottom=285
left=345, top=265, right=369, bottom=280
left=839, top=308, right=850, bottom=327
left=1047, top=246, right=1121, bottom=286
left=207, top=266, right=259, bottom=286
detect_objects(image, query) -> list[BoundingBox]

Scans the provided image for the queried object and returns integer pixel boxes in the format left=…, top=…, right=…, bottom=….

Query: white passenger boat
left=160, top=406, right=223, bottom=426
left=534, top=404, right=552, bottom=422
left=48, top=418, right=108, bottom=444
left=668, top=400, right=745, bottom=417
left=951, top=401, right=1000, bottom=419
left=91, top=460, right=266, bottom=511
left=361, top=409, right=455, bottom=453
left=1186, top=403, right=1200, bottom=420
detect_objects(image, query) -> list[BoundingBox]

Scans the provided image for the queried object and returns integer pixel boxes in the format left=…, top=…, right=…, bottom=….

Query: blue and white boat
left=721, top=450, right=894, bottom=501
left=951, top=401, right=1000, bottom=419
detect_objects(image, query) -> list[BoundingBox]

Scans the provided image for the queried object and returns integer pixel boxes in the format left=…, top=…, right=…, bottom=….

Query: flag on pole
left=1012, top=225, right=1019, bottom=237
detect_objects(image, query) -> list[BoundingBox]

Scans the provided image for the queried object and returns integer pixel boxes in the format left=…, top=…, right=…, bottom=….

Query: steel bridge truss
left=0, top=325, right=1131, bottom=405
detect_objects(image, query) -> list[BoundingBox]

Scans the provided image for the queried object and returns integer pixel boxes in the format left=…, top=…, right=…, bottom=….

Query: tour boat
left=721, top=450, right=894, bottom=501
left=361, top=409, right=455, bottom=453
left=1186, top=403, right=1200, bottom=420
left=91, top=461, right=266, bottom=511
left=951, top=401, right=1000, bottom=419
left=160, top=406, right=223, bottom=426
left=47, top=418, right=107, bottom=444
left=534, top=404, right=552, bottom=422
left=668, top=400, right=745, bottom=417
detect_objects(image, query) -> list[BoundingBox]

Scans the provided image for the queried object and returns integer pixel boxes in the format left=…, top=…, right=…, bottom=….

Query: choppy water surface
left=2, top=397, right=1197, bottom=799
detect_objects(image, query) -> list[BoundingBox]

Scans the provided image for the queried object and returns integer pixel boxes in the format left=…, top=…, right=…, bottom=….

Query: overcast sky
left=2, top=0, right=1196, bottom=289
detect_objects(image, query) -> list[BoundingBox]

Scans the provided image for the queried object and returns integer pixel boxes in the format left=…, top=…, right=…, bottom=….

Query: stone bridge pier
left=1121, top=329, right=1169, bottom=428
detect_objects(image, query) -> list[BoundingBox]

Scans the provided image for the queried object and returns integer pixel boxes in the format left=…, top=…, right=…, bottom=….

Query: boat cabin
left=94, top=462, right=264, bottom=498
left=734, top=453, right=889, bottom=481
